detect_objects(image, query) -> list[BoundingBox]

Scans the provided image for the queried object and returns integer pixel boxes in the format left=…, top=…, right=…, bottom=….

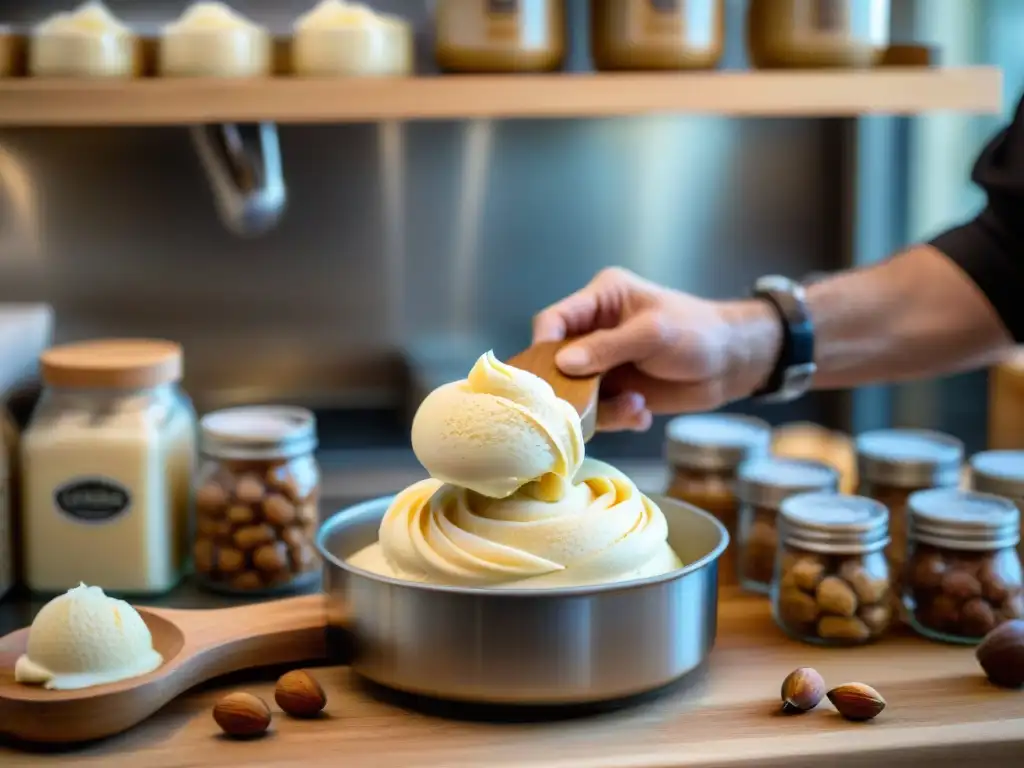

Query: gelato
left=15, top=583, right=163, bottom=690
left=348, top=351, right=683, bottom=588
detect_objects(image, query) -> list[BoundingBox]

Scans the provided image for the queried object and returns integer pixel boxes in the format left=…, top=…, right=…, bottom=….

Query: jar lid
left=970, top=451, right=1024, bottom=502
left=855, top=429, right=963, bottom=489
left=908, top=488, right=1020, bottom=551
left=41, top=339, right=183, bottom=390
left=200, top=406, right=317, bottom=460
left=664, top=414, right=771, bottom=471
left=779, top=492, right=889, bottom=555
left=736, top=457, right=839, bottom=511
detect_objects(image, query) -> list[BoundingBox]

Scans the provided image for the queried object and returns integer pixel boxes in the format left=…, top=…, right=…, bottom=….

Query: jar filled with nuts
left=737, top=457, right=839, bottom=595
left=665, top=414, right=771, bottom=587
left=904, top=488, right=1022, bottom=644
left=970, top=450, right=1024, bottom=565
left=194, top=406, right=320, bottom=595
left=773, top=493, right=893, bottom=646
left=856, top=429, right=963, bottom=593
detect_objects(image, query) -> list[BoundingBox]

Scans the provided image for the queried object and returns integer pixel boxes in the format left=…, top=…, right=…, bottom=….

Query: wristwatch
left=750, top=275, right=816, bottom=403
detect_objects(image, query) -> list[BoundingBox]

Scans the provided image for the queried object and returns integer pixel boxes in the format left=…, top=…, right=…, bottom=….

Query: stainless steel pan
left=317, top=495, right=728, bottom=705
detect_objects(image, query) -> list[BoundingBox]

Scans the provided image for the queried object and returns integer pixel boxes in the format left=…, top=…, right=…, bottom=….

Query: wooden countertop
left=2, top=593, right=1022, bottom=768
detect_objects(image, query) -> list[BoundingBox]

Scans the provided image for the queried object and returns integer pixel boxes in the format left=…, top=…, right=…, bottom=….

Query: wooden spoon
left=0, top=594, right=326, bottom=744
left=508, top=340, right=601, bottom=442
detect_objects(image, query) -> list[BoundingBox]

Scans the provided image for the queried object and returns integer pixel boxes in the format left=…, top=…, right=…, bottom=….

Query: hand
left=532, top=268, right=782, bottom=431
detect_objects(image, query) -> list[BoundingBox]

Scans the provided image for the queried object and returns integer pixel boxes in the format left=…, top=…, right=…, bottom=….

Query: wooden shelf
left=0, top=68, right=1002, bottom=125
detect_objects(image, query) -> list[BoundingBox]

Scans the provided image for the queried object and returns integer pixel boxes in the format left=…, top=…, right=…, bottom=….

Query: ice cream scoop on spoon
left=508, top=340, right=600, bottom=442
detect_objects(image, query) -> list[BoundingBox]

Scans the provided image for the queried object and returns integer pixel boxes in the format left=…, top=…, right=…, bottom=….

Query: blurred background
left=0, top=0, right=1019, bottom=495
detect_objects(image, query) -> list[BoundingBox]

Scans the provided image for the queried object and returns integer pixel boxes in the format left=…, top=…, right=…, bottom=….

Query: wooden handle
left=149, top=594, right=328, bottom=676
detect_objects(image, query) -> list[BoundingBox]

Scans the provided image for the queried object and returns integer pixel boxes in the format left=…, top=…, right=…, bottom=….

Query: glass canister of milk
left=21, top=340, right=196, bottom=595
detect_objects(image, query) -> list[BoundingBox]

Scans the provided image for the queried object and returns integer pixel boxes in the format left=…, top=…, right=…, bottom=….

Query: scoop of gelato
left=411, top=351, right=584, bottom=500
left=15, top=583, right=163, bottom=690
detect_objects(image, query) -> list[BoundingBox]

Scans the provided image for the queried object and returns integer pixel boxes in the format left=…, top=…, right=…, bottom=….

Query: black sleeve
left=929, top=93, right=1024, bottom=342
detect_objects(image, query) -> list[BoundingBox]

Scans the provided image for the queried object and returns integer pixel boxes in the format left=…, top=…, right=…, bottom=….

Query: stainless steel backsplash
left=0, top=0, right=847, bottom=453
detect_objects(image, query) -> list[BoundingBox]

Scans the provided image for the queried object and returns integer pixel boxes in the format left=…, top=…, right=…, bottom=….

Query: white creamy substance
left=292, top=0, right=411, bottom=76
left=31, top=1, right=137, bottom=78
left=22, top=390, right=195, bottom=594
left=161, top=1, right=270, bottom=77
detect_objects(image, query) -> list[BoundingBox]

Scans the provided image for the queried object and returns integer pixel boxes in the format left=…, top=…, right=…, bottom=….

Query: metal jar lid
left=908, top=488, right=1020, bottom=551
left=200, top=405, right=318, bottom=461
left=779, top=492, right=890, bottom=555
left=664, top=414, right=771, bottom=472
left=855, top=429, right=963, bottom=489
left=736, top=457, right=840, bottom=511
left=970, top=450, right=1024, bottom=504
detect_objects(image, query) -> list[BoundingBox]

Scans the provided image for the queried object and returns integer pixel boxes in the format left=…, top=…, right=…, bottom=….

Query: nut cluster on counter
left=773, top=493, right=893, bottom=645
left=194, top=405, right=321, bottom=595
left=904, top=488, right=1023, bottom=644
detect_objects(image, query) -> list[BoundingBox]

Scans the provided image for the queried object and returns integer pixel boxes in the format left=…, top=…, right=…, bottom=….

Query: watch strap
left=750, top=276, right=816, bottom=403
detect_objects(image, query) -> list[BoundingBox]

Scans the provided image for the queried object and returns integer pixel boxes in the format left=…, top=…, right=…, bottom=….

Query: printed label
left=54, top=478, right=131, bottom=523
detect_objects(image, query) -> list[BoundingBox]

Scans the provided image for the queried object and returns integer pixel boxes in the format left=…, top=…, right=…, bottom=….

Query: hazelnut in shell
left=827, top=682, right=886, bottom=722
left=816, top=576, right=858, bottom=617
left=780, top=667, right=825, bottom=713
left=275, top=670, right=327, bottom=718
left=213, top=692, right=271, bottom=738
left=976, top=619, right=1024, bottom=688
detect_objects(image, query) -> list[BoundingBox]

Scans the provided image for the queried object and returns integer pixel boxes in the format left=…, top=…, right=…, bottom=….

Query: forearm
left=807, top=245, right=1013, bottom=389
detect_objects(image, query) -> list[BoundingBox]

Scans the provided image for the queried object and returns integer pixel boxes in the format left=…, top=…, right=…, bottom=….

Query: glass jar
left=773, top=492, right=893, bottom=645
left=747, top=0, right=890, bottom=69
left=591, top=0, right=724, bottom=71
left=856, top=429, right=963, bottom=596
left=194, top=406, right=320, bottom=595
left=21, top=340, right=196, bottom=595
left=989, top=351, right=1024, bottom=450
left=665, top=414, right=771, bottom=587
left=0, top=403, right=15, bottom=599
left=737, top=457, right=839, bottom=594
left=434, top=0, right=565, bottom=73
left=971, top=450, right=1024, bottom=564
left=904, top=488, right=1023, bottom=644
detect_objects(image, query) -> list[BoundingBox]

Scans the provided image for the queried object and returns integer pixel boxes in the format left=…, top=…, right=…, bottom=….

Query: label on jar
left=54, top=478, right=132, bottom=523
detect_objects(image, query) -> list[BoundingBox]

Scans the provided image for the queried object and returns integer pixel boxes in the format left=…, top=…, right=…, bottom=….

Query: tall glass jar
left=434, top=0, right=565, bottom=73
left=971, top=450, right=1024, bottom=565
left=904, top=488, right=1022, bottom=645
left=773, top=493, right=893, bottom=645
left=665, top=414, right=771, bottom=587
left=194, top=406, right=320, bottom=595
left=21, top=340, right=196, bottom=596
left=856, top=429, right=963, bottom=598
left=736, top=457, right=839, bottom=594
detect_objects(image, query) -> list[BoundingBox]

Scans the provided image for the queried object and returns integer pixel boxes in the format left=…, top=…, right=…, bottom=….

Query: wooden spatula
left=508, top=340, right=600, bottom=442
left=0, top=595, right=327, bottom=744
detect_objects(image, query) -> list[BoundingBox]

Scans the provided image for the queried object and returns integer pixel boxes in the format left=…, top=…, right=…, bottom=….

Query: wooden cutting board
left=1, top=592, right=1022, bottom=768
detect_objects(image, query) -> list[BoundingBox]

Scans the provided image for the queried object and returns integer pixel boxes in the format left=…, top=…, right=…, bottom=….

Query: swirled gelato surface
left=348, top=352, right=682, bottom=588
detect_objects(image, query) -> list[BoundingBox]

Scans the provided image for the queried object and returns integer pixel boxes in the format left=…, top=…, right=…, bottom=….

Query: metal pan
left=317, top=495, right=728, bottom=705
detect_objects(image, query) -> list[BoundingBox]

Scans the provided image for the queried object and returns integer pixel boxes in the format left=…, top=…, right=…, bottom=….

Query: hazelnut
left=858, top=603, right=892, bottom=636
left=275, top=670, right=327, bottom=718
left=980, top=561, right=1014, bottom=605
left=827, top=683, right=886, bottom=722
left=263, top=494, right=297, bottom=527
left=234, top=524, right=276, bottom=551
left=791, top=556, right=825, bottom=592
left=919, top=593, right=960, bottom=632
left=818, top=616, right=870, bottom=642
left=213, top=692, right=271, bottom=738
left=281, top=526, right=306, bottom=548
left=942, top=569, right=983, bottom=601
left=216, top=547, right=246, bottom=575
left=778, top=588, right=819, bottom=626
left=839, top=560, right=889, bottom=605
left=254, top=542, right=289, bottom=573
left=975, top=619, right=1024, bottom=688
left=231, top=571, right=263, bottom=591
left=961, top=598, right=998, bottom=638
left=194, top=539, right=216, bottom=574
left=227, top=504, right=256, bottom=526
left=816, top=576, right=858, bottom=617
left=780, top=667, right=825, bottom=714
left=234, top=474, right=266, bottom=505
left=909, top=551, right=946, bottom=593
left=196, top=482, right=228, bottom=516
